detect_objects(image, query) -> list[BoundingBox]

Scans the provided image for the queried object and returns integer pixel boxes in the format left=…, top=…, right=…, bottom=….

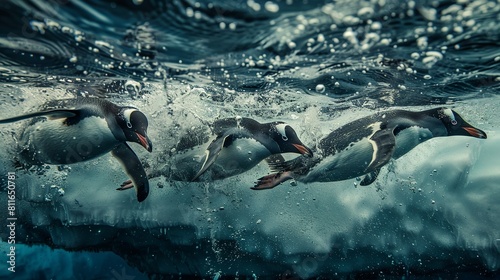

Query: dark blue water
left=1, top=0, right=498, bottom=100
left=0, top=0, right=499, bottom=279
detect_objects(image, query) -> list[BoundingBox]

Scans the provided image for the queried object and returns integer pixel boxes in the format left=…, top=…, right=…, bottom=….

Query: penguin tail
left=252, top=171, right=293, bottom=190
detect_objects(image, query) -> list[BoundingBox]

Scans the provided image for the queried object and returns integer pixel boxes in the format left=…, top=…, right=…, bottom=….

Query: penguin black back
left=212, top=117, right=311, bottom=154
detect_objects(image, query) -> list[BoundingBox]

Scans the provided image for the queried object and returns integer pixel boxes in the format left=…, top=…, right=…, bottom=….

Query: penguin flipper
left=360, top=169, right=380, bottom=186
left=111, top=143, right=149, bottom=202
left=0, top=109, right=78, bottom=123
left=366, top=128, right=396, bottom=172
left=191, top=134, right=231, bottom=181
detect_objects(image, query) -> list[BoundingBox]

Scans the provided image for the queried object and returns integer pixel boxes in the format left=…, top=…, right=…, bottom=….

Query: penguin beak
left=136, top=132, right=153, bottom=152
left=463, top=126, right=487, bottom=139
left=292, top=143, right=313, bottom=157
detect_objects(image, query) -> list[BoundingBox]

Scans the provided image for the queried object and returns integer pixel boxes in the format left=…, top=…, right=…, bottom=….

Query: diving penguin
left=253, top=107, right=487, bottom=189
left=0, top=97, right=153, bottom=202
left=191, top=117, right=313, bottom=181
left=152, top=117, right=312, bottom=182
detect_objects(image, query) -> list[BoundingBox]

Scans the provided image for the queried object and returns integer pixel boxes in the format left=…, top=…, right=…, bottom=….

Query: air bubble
left=315, top=84, right=325, bottom=93
left=186, top=7, right=194, bottom=17
left=264, top=1, right=279, bottom=13
left=317, top=34, right=325, bottom=43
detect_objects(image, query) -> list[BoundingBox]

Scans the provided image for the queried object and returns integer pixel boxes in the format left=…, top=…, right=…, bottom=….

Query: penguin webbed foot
left=116, top=179, right=149, bottom=202
left=116, top=179, right=134, bottom=191
left=252, top=171, right=292, bottom=190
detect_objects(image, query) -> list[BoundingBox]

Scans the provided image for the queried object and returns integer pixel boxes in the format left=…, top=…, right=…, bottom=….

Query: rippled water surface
left=0, top=0, right=499, bottom=279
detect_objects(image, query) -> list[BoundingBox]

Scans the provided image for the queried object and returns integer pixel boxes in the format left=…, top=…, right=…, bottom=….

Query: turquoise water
left=0, top=243, right=147, bottom=279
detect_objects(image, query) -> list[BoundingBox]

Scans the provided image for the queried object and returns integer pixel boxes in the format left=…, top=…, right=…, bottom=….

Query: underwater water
left=0, top=0, right=499, bottom=279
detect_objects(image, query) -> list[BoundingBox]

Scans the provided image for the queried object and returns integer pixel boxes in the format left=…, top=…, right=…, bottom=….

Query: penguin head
left=269, top=122, right=313, bottom=156
left=435, top=108, right=487, bottom=139
left=117, top=107, right=153, bottom=152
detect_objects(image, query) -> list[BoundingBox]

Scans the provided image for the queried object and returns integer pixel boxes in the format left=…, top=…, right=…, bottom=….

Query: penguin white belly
left=210, top=138, right=271, bottom=179
left=20, top=117, right=119, bottom=165
left=302, top=139, right=374, bottom=183
left=393, top=126, right=433, bottom=159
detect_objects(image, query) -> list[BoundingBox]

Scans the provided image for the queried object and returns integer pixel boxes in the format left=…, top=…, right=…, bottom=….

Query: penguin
left=152, top=117, right=313, bottom=182
left=191, top=117, right=313, bottom=180
left=0, top=97, right=153, bottom=202
left=253, top=107, right=487, bottom=189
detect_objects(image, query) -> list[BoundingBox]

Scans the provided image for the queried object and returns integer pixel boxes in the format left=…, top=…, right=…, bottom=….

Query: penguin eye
left=442, top=108, right=458, bottom=126
left=127, top=121, right=133, bottom=128
left=282, top=135, right=288, bottom=141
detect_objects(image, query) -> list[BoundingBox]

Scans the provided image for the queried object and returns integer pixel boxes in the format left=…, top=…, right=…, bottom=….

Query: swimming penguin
left=0, top=98, right=153, bottom=202
left=152, top=117, right=312, bottom=182
left=253, top=107, right=487, bottom=189
left=191, top=117, right=313, bottom=180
